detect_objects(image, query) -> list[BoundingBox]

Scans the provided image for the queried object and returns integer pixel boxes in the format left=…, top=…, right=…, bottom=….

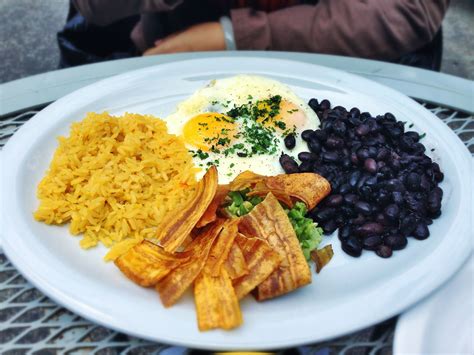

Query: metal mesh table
left=1, top=98, right=472, bottom=354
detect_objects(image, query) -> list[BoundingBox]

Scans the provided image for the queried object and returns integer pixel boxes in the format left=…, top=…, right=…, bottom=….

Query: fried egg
left=165, top=75, right=320, bottom=183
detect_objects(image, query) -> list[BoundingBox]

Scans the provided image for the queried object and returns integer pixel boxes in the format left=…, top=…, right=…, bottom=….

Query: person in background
left=59, top=0, right=449, bottom=71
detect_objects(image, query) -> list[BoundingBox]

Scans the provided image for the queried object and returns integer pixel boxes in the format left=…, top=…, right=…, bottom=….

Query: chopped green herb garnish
left=191, top=149, right=209, bottom=160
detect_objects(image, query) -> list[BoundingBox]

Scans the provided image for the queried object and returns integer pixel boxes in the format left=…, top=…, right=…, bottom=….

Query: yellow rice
left=34, top=112, right=197, bottom=258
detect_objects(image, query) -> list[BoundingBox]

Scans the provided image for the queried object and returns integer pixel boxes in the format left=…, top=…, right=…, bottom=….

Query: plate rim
left=1, top=55, right=472, bottom=350
left=393, top=253, right=474, bottom=354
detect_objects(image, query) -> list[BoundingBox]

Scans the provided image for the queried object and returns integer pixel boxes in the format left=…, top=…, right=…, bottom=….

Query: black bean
left=406, top=172, right=421, bottom=191
left=314, top=129, right=328, bottom=141
left=314, top=207, right=336, bottom=221
left=360, top=112, right=371, bottom=121
left=357, top=222, right=384, bottom=236
left=322, top=219, right=338, bottom=234
left=350, top=152, right=359, bottom=165
left=384, top=234, right=407, bottom=250
left=343, top=193, right=358, bottom=206
left=342, top=237, right=362, bottom=257
left=375, top=213, right=390, bottom=226
left=405, top=193, right=426, bottom=215
left=379, top=166, right=393, bottom=180
left=384, top=204, right=400, bottom=221
left=298, top=161, right=313, bottom=173
left=350, top=107, right=360, bottom=118
left=413, top=222, right=430, bottom=240
left=434, top=171, right=444, bottom=182
left=308, top=139, right=322, bottom=153
left=280, top=154, right=299, bottom=174
left=339, top=183, right=352, bottom=195
left=412, top=143, right=426, bottom=154
left=341, top=205, right=357, bottom=218
left=429, top=209, right=442, bottom=219
left=365, top=176, right=378, bottom=187
left=364, top=158, right=377, bottom=174
left=356, top=124, right=370, bottom=137
left=333, top=120, right=347, bottom=136
left=385, top=179, right=405, bottom=192
left=392, top=191, right=404, bottom=205
left=350, top=214, right=365, bottom=225
left=368, top=147, right=378, bottom=158
left=421, top=175, right=432, bottom=191
left=325, top=136, right=345, bottom=149
left=325, top=194, right=344, bottom=207
left=349, top=116, right=361, bottom=126
left=363, top=235, right=383, bottom=250
left=359, top=185, right=373, bottom=201
left=298, top=152, right=318, bottom=162
left=384, top=112, right=396, bottom=122
left=338, top=224, right=352, bottom=240
left=341, top=158, right=352, bottom=169
left=357, top=148, right=370, bottom=160
left=427, top=187, right=443, bottom=213
left=376, top=148, right=390, bottom=161
left=356, top=174, right=369, bottom=190
left=355, top=201, right=372, bottom=215
left=322, top=151, right=339, bottom=163
left=405, top=130, right=421, bottom=142
left=387, top=126, right=403, bottom=139
left=308, top=98, right=319, bottom=112
left=302, top=129, right=315, bottom=141
left=376, top=245, right=393, bottom=258
left=400, top=136, right=415, bottom=152
left=320, top=99, right=331, bottom=111
left=377, top=190, right=391, bottom=206
left=284, top=134, right=296, bottom=149
left=400, top=214, right=417, bottom=236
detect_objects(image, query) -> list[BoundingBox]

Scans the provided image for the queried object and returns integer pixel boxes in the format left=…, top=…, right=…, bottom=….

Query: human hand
left=143, top=22, right=226, bottom=55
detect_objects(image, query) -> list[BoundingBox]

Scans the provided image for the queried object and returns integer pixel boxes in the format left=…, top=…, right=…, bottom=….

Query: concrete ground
left=0, top=0, right=472, bottom=83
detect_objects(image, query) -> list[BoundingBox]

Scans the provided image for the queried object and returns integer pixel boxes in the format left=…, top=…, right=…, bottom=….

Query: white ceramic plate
left=1, top=57, right=472, bottom=350
left=394, top=254, right=474, bottom=354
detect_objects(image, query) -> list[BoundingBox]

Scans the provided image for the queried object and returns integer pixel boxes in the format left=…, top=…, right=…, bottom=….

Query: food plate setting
left=1, top=57, right=472, bottom=350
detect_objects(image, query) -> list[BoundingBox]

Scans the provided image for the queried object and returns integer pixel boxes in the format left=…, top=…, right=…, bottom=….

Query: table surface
left=0, top=52, right=473, bottom=354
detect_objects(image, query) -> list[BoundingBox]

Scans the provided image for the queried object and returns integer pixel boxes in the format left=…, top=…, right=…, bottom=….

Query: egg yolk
left=183, top=112, right=236, bottom=151
left=257, top=100, right=307, bottom=131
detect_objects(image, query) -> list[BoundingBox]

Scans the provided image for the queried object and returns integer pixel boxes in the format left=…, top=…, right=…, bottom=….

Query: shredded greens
left=226, top=193, right=323, bottom=260
left=287, top=202, right=323, bottom=260
left=226, top=189, right=263, bottom=217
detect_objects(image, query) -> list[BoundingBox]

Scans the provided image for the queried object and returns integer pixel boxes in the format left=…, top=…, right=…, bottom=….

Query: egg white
left=164, top=75, right=320, bottom=184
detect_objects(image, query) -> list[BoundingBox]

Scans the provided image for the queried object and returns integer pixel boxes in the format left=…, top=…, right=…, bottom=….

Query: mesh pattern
left=1, top=103, right=472, bottom=354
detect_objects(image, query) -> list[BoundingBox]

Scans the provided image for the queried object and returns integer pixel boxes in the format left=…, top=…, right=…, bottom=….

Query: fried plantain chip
left=196, top=184, right=230, bottom=228
left=156, top=221, right=224, bottom=307
left=229, top=170, right=330, bottom=210
left=233, top=234, right=282, bottom=300
left=194, top=268, right=243, bottom=331
left=115, top=240, right=190, bottom=287
left=264, top=173, right=331, bottom=210
left=239, top=193, right=311, bottom=301
left=224, top=242, right=249, bottom=280
left=157, top=166, right=218, bottom=253
left=247, top=188, right=294, bottom=208
left=229, top=170, right=265, bottom=191
left=311, top=244, right=334, bottom=273
left=204, top=218, right=239, bottom=276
